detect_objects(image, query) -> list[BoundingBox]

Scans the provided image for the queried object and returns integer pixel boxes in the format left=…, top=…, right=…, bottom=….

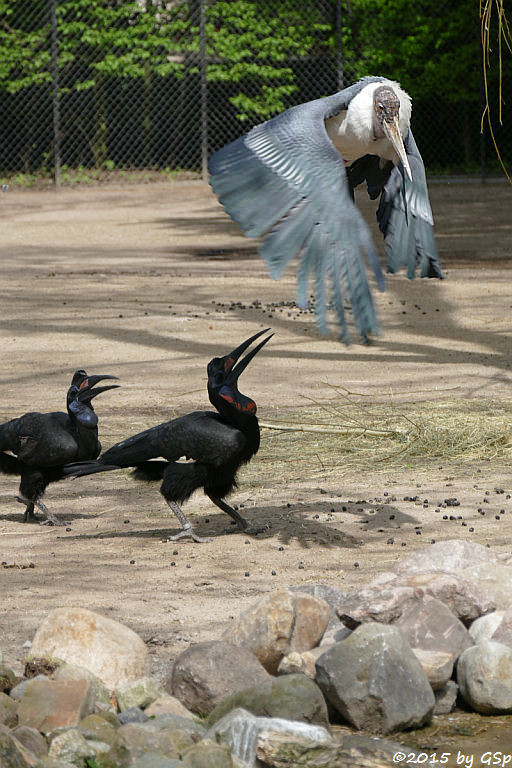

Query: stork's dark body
left=0, top=370, right=118, bottom=524
left=64, top=331, right=271, bottom=542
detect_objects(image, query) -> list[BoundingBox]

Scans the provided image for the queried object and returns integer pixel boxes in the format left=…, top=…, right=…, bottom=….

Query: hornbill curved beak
left=382, top=117, right=412, bottom=182
left=77, top=374, right=119, bottom=403
left=222, top=328, right=273, bottom=384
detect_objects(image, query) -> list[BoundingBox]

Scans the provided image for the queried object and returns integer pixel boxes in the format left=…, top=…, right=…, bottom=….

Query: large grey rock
left=207, top=673, right=329, bottom=727
left=48, top=728, right=95, bottom=765
left=336, top=585, right=418, bottom=629
left=222, top=589, right=330, bottom=674
left=289, top=584, right=349, bottom=630
left=54, top=663, right=115, bottom=713
left=78, top=713, right=118, bottom=746
left=487, top=609, right=512, bottom=649
left=17, top=678, right=95, bottom=734
left=171, top=641, right=269, bottom=716
left=0, top=691, right=18, bottom=727
left=208, top=708, right=332, bottom=768
left=116, top=677, right=165, bottom=712
left=102, top=721, right=192, bottom=763
left=0, top=724, right=32, bottom=768
left=396, top=596, right=473, bottom=661
left=255, top=729, right=410, bottom=768
left=181, top=739, right=234, bottom=768
left=458, top=640, right=512, bottom=714
left=469, top=612, right=505, bottom=644
left=461, top=564, right=512, bottom=610
left=132, top=757, right=182, bottom=768
left=11, top=726, right=48, bottom=760
left=140, top=713, right=206, bottom=740
left=411, top=649, right=454, bottom=691
left=30, top=607, right=150, bottom=691
left=315, top=623, right=435, bottom=734
left=277, top=648, right=326, bottom=679
left=434, top=681, right=459, bottom=715
left=144, top=695, right=197, bottom=720
left=395, top=571, right=495, bottom=624
left=394, top=540, right=498, bottom=575
left=9, top=675, right=47, bottom=702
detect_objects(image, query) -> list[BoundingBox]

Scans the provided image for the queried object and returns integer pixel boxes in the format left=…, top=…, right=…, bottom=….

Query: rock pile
left=2, top=539, right=512, bottom=767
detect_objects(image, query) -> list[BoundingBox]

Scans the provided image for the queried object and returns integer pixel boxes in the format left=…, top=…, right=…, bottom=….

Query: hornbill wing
left=209, top=78, right=386, bottom=343
left=101, top=412, right=245, bottom=468
left=0, top=412, right=78, bottom=467
left=377, top=129, right=444, bottom=280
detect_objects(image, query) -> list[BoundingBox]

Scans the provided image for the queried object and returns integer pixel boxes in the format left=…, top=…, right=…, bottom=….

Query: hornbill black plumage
left=209, top=76, right=444, bottom=343
left=64, top=330, right=272, bottom=543
left=0, top=370, right=119, bottom=525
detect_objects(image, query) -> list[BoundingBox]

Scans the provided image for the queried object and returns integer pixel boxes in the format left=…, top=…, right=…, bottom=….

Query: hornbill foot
left=16, top=496, right=67, bottom=526
left=162, top=524, right=212, bottom=544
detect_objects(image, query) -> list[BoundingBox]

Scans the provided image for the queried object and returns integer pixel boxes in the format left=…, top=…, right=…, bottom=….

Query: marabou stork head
left=372, top=85, right=412, bottom=181
left=207, top=329, right=272, bottom=417
left=67, top=369, right=119, bottom=428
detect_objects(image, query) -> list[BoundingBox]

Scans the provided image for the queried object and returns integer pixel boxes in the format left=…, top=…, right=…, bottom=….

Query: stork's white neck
left=325, top=79, right=412, bottom=166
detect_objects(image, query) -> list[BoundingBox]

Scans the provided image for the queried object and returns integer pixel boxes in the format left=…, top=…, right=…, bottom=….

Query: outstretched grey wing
left=209, top=79, right=386, bottom=343
left=377, top=129, right=444, bottom=280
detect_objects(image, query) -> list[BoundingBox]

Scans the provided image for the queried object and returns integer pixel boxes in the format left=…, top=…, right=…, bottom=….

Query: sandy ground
left=1, top=179, right=512, bottom=741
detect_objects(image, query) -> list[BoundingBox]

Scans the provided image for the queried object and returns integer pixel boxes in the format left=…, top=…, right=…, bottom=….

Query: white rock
left=469, top=612, right=504, bottom=645
left=30, top=607, right=150, bottom=691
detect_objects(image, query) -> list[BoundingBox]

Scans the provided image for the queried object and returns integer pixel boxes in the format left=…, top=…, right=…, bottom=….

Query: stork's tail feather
left=63, top=460, right=121, bottom=478
left=0, top=453, right=21, bottom=476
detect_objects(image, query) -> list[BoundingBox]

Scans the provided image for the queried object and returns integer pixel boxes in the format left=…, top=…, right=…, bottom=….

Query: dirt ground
left=1, top=179, right=512, bottom=726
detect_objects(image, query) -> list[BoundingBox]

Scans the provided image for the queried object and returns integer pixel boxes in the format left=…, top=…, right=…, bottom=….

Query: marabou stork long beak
left=77, top=374, right=120, bottom=403
left=223, top=328, right=273, bottom=383
left=382, top=117, right=413, bottom=181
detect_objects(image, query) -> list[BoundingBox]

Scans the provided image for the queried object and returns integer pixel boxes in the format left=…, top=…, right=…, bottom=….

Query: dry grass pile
left=250, top=391, right=512, bottom=483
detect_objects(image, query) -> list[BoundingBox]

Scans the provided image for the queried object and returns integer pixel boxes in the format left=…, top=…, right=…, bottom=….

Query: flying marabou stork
left=209, top=76, right=444, bottom=343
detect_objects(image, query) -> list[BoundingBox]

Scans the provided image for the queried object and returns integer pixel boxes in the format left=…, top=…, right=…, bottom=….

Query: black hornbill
left=64, top=330, right=272, bottom=543
left=0, top=370, right=119, bottom=525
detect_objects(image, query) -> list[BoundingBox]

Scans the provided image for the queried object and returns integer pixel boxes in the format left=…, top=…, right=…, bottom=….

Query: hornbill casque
left=209, top=76, right=444, bottom=344
left=64, top=330, right=272, bottom=543
left=0, top=370, right=119, bottom=525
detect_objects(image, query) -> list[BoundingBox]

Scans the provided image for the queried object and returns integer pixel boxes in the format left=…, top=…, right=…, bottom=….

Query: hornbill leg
left=16, top=497, right=36, bottom=523
left=162, top=500, right=212, bottom=544
left=207, top=494, right=267, bottom=535
left=16, top=495, right=64, bottom=526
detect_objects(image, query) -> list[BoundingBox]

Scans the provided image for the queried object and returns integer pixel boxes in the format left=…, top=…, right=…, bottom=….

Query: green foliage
left=204, top=0, right=330, bottom=119
left=0, top=0, right=51, bottom=93
left=340, top=0, right=480, bottom=103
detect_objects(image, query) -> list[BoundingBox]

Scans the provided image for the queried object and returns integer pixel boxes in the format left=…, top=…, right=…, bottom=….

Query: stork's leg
left=162, top=500, right=212, bottom=544
left=16, top=495, right=64, bottom=526
left=207, top=494, right=267, bottom=535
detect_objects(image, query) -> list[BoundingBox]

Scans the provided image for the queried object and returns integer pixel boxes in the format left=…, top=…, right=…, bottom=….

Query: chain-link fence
left=1, top=0, right=510, bottom=186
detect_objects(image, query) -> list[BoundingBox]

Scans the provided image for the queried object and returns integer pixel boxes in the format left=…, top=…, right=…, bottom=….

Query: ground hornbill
left=64, top=330, right=272, bottom=543
left=0, top=370, right=119, bottom=525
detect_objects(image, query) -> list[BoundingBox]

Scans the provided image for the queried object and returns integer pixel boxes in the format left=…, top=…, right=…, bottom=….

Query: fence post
left=200, top=0, right=208, bottom=181
left=49, top=0, right=61, bottom=187
left=336, top=0, right=344, bottom=90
